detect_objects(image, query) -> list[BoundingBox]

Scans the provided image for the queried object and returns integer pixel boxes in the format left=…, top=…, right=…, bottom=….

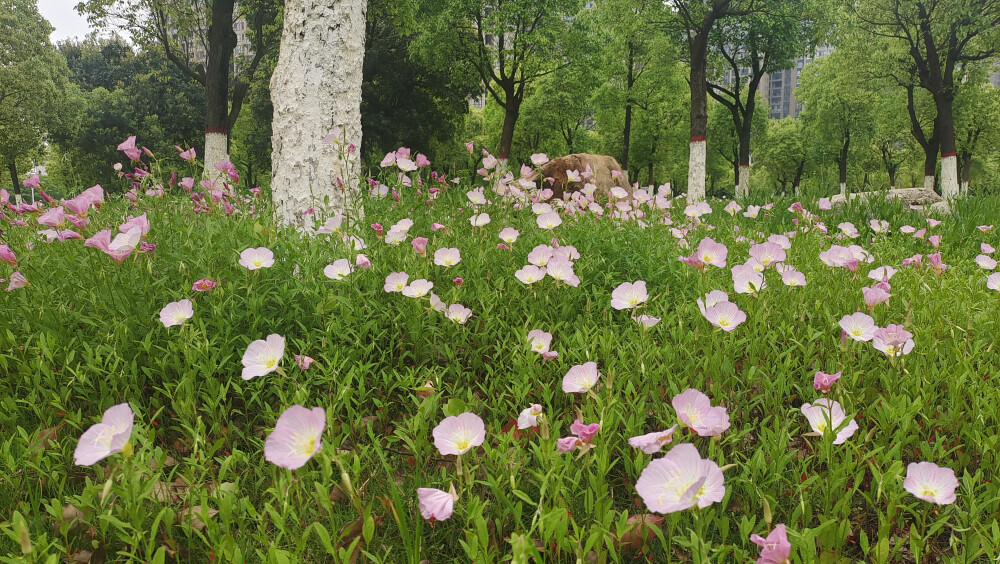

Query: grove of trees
left=5, top=0, right=1000, bottom=200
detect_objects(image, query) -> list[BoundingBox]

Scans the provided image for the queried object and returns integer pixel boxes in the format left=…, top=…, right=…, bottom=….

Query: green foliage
left=2, top=155, right=1000, bottom=561
left=0, top=0, right=80, bottom=192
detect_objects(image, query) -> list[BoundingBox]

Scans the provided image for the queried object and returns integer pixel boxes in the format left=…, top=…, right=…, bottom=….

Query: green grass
left=1, top=168, right=999, bottom=563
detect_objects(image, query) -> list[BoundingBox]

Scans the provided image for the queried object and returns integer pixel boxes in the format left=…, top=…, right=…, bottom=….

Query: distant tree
left=0, top=0, right=78, bottom=197
left=852, top=0, right=1000, bottom=198
left=412, top=0, right=582, bottom=166
left=755, top=117, right=809, bottom=194
left=77, top=0, right=281, bottom=172
left=705, top=0, right=810, bottom=196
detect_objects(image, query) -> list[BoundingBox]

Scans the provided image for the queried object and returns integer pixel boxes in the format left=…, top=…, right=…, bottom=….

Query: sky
left=38, top=0, right=95, bottom=42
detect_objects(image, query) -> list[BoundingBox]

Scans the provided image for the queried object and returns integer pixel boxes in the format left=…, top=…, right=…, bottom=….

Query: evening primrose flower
left=517, top=404, right=543, bottom=429
left=432, top=412, right=486, bottom=455
left=384, top=272, right=409, bottom=293
left=701, top=301, right=747, bottom=332
left=446, top=304, right=472, bottom=324
left=562, top=362, right=600, bottom=393
left=872, top=324, right=915, bottom=356
left=526, top=330, right=553, bottom=354
left=634, top=443, right=724, bottom=513
left=989, top=272, right=1000, bottom=291
left=515, top=265, right=547, bottom=284
left=751, top=524, right=792, bottom=564
left=323, top=259, right=353, bottom=281
left=903, top=462, right=959, bottom=505
left=975, top=254, right=997, bottom=270
left=499, top=227, right=519, bottom=243
left=732, top=264, right=765, bottom=294
left=417, top=487, right=458, bottom=521
left=74, top=403, right=134, bottom=466
left=239, top=247, right=275, bottom=270
left=434, top=247, right=461, bottom=267
left=527, top=245, right=554, bottom=266
left=672, top=389, right=730, bottom=437
left=159, top=299, right=194, bottom=328
left=813, top=371, right=842, bottom=393
left=800, top=398, right=858, bottom=444
left=749, top=242, right=786, bottom=267
left=696, top=237, right=728, bottom=268
left=402, top=279, right=434, bottom=298
left=628, top=426, right=678, bottom=454
left=469, top=213, right=491, bottom=227
left=697, top=290, right=729, bottom=314
left=6, top=272, right=29, bottom=291
left=862, top=286, right=891, bottom=309
left=241, top=334, right=285, bottom=380
left=264, top=406, right=325, bottom=469
left=192, top=278, right=217, bottom=291
left=546, top=259, right=580, bottom=286
left=780, top=270, right=807, bottom=286
left=839, top=312, right=877, bottom=342
left=632, top=315, right=661, bottom=328
left=610, top=281, right=649, bottom=310
left=536, top=211, right=562, bottom=229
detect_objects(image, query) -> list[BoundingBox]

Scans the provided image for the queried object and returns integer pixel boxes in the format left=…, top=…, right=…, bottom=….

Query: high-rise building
left=759, top=45, right=834, bottom=119
left=170, top=16, right=254, bottom=74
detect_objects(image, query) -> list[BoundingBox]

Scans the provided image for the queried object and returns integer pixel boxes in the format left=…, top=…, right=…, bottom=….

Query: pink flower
left=696, top=290, right=729, bottom=314
left=323, top=259, right=353, bottom=281
left=611, top=281, right=649, bottom=310
left=74, top=403, right=134, bottom=465
left=563, top=362, right=600, bottom=393
left=800, top=398, right=858, bottom=444
left=701, top=301, right=746, bottom=331
left=465, top=141, right=474, bottom=153
left=6, top=271, right=29, bottom=291
left=635, top=443, right=725, bottom=513
left=839, top=312, right=877, bottom=342
left=569, top=419, right=600, bottom=443
left=446, top=304, right=472, bottom=324
left=38, top=206, right=66, bottom=227
left=527, top=244, right=554, bottom=266
left=178, top=146, right=197, bottom=162
left=545, top=258, right=580, bottom=286
left=434, top=247, right=461, bottom=267
left=415, top=153, right=431, bottom=167
left=402, top=278, right=434, bottom=298
left=750, top=524, right=792, bottom=564
left=384, top=272, right=409, bottom=293
left=527, top=329, right=553, bottom=354
left=780, top=270, right=807, bottom=286
left=239, top=247, right=275, bottom=270
left=411, top=237, right=429, bottom=256
left=530, top=153, right=549, bottom=166
left=192, top=278, right=217, bottom=291
left=813, top=371, right=842, bottom=393
left=0, top=245, right=18, bottom=267
left=295, top=355, right=315, bottom=370
left=862, top=286, right=891, bottom=309
left=536, top=211, right=562, bottom=229
left=355, top=254, right=371, bottom=269
left=902, top=254, right=923, bottom=269
left=432, top=412, right=486, bottom=455
left=515, top=265, right=547, bottom=284
left=678, top=253, right=705, bottom=271
left=628, top=426, right=678, bottom=454
left=818, top=198, right=832, bottom=210
left=732, top=264, right=765, bottom=294
left=241, top=334, right=285, bottom=380
left=23, top=174, right=40, bottom=188
left=214, top=160, right=240, bottom=183
left=982, top=242, right=996, bottom=254
left=556, top=436, right=580, bottom=453
left=469, top=213, right=491, bottom=227
left=499, top=227, right=519, bottom=244
left=432, top=223, right=446, bottom=231
left=672, top=389, right=730, bottom=436
left=517, top=404, right=544, bottom=429
left=926, top=218, right=941, bottom=228
left=117, top=135, right=142, bottom=161
left=868, top=266, right=897, bottom=281
left=417, top=487, right=457, bottom=521
left=903, top=462, right=959, bottom=505
left=989, top=272, right=1000, bottom=291
left=159, top=299, right=194, bottom=327
left=975, top=254, right=997, bottom=270
left=872, top=324, right=914, bottom=356
left=85, top=230, right=133, bottom=262
left=748, top=242, right=786, bottom=267
left=695, top=237, right=728, bottom=268
left=264, top=405, right=325, bottom=469
left=632, top=315, right=661, bottom=328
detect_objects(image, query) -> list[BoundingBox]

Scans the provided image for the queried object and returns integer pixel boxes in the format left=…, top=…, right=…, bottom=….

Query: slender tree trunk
left=647, top=161, right=654, bottom=188
left=621, top=41, right=635, bottom=170
left=736, top=83, right=757, bottom=198
left=793, top=161, right=804, bottom=194
left=687, top=24, right=711, bottom=201
left=497, top=95, right=520, bottom=168
left=961, top=151, right=972, bottom=194
left=203, top=0, right=238, bottom=175
left=270, top=0, right=367, bottom=227
left=838, top=129, right=850, bottom=195
left=8, top=162, right=18, bottom=198
left=888, top=166, right=896, bottom=190
left=905, top=85, right=937, bottom=192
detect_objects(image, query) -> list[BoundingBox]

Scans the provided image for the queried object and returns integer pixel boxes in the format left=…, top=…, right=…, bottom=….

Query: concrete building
left=759, top=45, right=834, bottom=119
left=170, top=16, right=254, bottom=74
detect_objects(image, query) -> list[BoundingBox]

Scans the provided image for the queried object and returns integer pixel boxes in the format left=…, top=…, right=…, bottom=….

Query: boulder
left=829, top=187, right=944, bottom=208
left=533, top=154, right=630, bottom=199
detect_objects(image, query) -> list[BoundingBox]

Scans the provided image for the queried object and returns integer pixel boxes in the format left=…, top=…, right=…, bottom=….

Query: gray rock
left=829, top=188, right=944, bottom=208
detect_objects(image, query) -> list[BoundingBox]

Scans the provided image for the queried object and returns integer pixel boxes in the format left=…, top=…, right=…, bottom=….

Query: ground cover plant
left=1, top=142, right=999, bottom=563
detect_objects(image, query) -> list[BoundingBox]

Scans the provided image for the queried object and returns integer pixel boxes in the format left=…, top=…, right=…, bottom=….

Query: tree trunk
left=737, top=165, right=750, bottom=198
left=621, top=42, right=635, bottom=171
left=647, top=161, right=654, bottom=188
left=793, top=161, right=804, bottom=195
left=736, top=83, right=757, bottom=198
left=270, top=0, right=367, bottom=227
left=960, top=151, right=972, bottom=194
left=888, top=166, right=896, bottom=190
left=838, top=129, right=850, bottom=195
left=203, top=0, right=238, bottom=175
left=7, top=162, right=19, bottom=199
left=934, top=94, right=960, bottom=198
left=497, top=97, right=520, bottom=168
left=687, top=26, right=711, bottom=201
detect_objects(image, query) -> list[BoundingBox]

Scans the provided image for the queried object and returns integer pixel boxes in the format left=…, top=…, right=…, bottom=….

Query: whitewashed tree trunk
left=940, top=155, right=959, bottom=199
left=923, top=175, right=935, bottom=192
left=270, top=0, right=367, bottom=227
left=961, top=180, right=969, bottom=195
left=203, top=132, right=229, bottom=179
left=737, top=165, right=750, bottom=198
left=839, top=182, right=847, bottom=196
left=687, top=140, right=706, bottom=201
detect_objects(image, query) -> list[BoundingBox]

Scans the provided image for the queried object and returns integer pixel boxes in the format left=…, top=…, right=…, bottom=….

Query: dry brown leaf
left=29, top=422, right=65, bottom=452
left=178, top=505, right=218, bottom=531
left=616, top=514, right=664, bottom=551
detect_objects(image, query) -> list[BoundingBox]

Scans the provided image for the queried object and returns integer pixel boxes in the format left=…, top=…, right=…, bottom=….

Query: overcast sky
left=39, top=0, right=95, bottom=42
